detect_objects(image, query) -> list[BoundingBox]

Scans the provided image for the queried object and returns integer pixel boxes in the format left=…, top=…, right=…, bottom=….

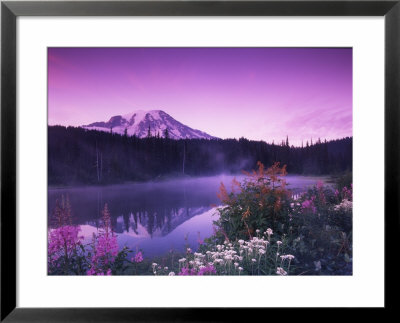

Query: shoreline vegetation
left=48, top=125, right=352, bottom=186
left=48, top=162, right=352, bottom=276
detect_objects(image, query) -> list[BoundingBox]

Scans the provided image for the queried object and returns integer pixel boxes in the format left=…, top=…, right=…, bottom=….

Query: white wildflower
left=334, top=199, right=352, bottom=212
left=280, top=254, right=295, bottom=261
left=224, top=255, right=233, bottom=261
left=276, top=267, right=288, bottom=276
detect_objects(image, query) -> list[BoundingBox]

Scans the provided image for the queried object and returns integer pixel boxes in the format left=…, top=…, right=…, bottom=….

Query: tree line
left=48, top=126, right=352, bottom=186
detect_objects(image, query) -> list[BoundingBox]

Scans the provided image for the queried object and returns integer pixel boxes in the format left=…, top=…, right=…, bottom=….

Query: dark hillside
left=48, top=126, right=352, bottom=186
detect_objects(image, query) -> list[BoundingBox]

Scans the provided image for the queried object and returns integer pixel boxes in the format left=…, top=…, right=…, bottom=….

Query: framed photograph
left=1, top=0, right=398, bottom=320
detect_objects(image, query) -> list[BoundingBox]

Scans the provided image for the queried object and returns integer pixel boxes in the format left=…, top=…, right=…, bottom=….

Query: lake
left=48, top=174, right=328, bottom=258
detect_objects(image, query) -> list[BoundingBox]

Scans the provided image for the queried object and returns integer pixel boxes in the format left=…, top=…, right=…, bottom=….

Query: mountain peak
left=82, top=109, right=217, bottom=140
left=120, top=109, right=166, bottom=123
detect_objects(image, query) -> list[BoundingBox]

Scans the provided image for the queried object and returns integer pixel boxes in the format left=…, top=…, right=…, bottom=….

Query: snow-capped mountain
left=82, top=110, right=217, bottom=140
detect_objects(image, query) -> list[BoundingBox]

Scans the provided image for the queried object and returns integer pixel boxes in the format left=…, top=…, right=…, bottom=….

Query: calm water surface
left=48, top=175, right=328, bottom=257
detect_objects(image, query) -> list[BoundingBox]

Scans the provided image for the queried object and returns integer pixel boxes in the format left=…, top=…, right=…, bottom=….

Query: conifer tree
left=163, top=128, right=169, bottom=139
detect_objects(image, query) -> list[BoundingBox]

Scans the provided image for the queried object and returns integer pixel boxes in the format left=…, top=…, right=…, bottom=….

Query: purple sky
left=48, top=47, right=352, bottom=146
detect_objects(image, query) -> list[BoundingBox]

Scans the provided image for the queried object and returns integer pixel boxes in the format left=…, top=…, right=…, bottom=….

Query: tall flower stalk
left=87, top=204, right=119, bottom=275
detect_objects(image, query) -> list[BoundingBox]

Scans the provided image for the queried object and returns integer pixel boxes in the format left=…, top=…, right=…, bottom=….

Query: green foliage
left=214, top=162, right=292, bottom=242
left=48, top=239, right=133, bottom=276
left=213, top=162, right=353, bottom=275
left=335, top=172, right=353, bottom=191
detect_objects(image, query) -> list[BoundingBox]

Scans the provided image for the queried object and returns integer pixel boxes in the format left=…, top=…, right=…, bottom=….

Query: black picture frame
left=1, top=0, right=398, bottom=321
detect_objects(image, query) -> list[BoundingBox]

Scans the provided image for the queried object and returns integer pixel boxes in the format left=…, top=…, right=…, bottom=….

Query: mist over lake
left=48, top=174, right=328, bottom=257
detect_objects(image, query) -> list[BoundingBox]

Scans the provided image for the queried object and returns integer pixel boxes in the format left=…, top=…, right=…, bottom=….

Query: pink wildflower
left=342, top=186, right=352, bottom=201
left=87, top=204, right=119, bottom=275
left=197, top=265, right=217, bottom=276
left=48, top=225, right=82, bottom=263
left=301, top=196, right=316, bottom=214
left=178, top=266, right=197, bottom=276
left=87, top=267, right=96, bottom=276
left=134, top=251, right=143, bottom=263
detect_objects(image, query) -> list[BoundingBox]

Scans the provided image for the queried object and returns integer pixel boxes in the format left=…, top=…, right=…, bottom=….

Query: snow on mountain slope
left=82, top=110, right=217, bottom=140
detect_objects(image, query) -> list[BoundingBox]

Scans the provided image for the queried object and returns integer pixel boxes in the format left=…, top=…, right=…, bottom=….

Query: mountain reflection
left=48, top=176, right=228, bottom=239
left=82, top=206, right=212, bottom=238
left=48, top=175, right=327, bottom=256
